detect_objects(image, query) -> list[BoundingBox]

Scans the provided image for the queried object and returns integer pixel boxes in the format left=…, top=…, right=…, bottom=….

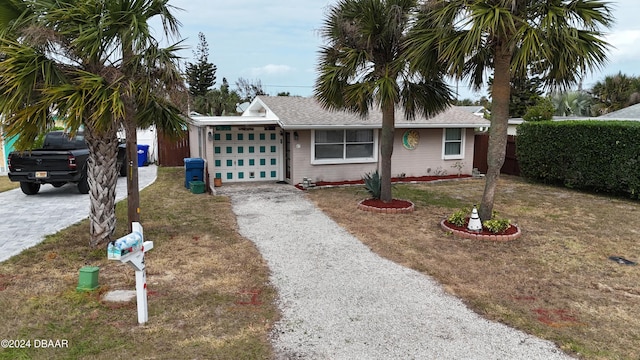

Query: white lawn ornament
left=467, top=205, right=483, bottom=232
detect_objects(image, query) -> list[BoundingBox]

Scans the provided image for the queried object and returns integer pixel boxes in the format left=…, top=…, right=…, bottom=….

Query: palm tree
left=315, top=0, right=453, bottom=203
left=550, top=91, right=593, bottom=117
left=0, top=0, right=186, bottom=246
left=591, top=72, right=639, bottom=115
left=407, top=0, right=612, bottom=220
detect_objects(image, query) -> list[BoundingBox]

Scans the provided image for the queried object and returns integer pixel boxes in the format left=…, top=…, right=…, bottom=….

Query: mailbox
left=108, top=222, right=154, bottom=324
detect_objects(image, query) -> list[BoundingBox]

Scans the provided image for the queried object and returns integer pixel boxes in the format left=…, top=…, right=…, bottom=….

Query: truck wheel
left=78, top=176, right=90, bottom=194
left=118, top=162, right=127, bottom=177
left=20, top=182, right=40, bottom=195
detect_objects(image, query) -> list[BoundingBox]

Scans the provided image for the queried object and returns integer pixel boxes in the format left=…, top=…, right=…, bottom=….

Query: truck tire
left=20, top=182, right=40, bottom=195
left=119, top=161, right=127, bottom=177
left=78, top=175, right=90, bottom=194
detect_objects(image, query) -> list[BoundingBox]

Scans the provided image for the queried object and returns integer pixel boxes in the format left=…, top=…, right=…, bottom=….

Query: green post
left=76, top=266, right=100, bottom=292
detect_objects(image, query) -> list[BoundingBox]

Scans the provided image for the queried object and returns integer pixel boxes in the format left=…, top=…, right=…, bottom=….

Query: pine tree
left=185, top=32, right=217, bottom=98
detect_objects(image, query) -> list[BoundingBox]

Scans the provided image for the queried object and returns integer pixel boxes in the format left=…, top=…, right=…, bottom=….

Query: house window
left=312, top=129, right=377, bottom=164
left=443, top=128, right=464, bottom=159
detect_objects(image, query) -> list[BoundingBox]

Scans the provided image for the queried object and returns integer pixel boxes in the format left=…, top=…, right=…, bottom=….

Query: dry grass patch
left=0, top=176, right=19, bottom=193
left=306, top=176, right=640, bottom=360
left=0, top=167, right=278, bottom=360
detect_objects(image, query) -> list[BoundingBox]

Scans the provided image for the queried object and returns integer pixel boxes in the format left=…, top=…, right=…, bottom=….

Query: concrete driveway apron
left=0, top=165, right=157, bottom=263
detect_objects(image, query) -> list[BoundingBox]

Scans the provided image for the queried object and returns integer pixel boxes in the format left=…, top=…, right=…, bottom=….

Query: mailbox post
left=107, top=222, right=154, bottom=324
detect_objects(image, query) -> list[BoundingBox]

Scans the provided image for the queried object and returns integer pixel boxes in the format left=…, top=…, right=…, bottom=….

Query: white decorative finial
left=467, top=205, right=482, bottom=232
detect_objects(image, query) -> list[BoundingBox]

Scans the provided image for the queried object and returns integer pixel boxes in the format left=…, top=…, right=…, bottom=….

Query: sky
left=155, top=0, right=640, bottom=101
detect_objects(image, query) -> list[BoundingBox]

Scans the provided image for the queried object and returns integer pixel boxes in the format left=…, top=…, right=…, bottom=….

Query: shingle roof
left=599, top=103, right=640, bottom=120
left=255, top=96, right=489, bottom=129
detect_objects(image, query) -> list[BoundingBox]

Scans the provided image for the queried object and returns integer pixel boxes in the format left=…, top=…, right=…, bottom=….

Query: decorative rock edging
left=440, top=219, right=522, bottom=241
left=357, top=200, right=415, bottom=214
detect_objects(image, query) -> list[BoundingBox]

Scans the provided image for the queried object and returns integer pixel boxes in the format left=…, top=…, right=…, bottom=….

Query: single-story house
left=188, top=96, right=490, bottom=189
left=598, top=103, right=640, bottom=120
left=457, top=105, right=490, bottom=118
left=507, top=116, right=591, bottom=135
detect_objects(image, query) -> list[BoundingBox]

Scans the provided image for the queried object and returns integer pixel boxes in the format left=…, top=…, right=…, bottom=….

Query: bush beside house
left=517, top=120, right=640, bottom=198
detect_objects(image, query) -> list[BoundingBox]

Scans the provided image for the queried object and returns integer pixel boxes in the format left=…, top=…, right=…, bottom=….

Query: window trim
left=311, top=129, right=378, bottom=165
left=442, top=128, right=465, bottom=160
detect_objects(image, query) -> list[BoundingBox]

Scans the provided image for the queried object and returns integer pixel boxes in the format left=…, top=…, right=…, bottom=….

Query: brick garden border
left=357, top=199, right=415, bottom=214
left=440, top=219, right=522, bottom=241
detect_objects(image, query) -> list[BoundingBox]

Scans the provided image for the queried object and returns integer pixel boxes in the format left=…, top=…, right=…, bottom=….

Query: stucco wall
left=289, top=130, right=377, bottom=184
left=391, top=128, right=475, bottom=177
left=289, top=128, right=475, bottom=184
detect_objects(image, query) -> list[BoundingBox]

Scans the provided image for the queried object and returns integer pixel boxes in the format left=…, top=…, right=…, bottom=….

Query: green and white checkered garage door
left=212, top=126, right=281, bottom=182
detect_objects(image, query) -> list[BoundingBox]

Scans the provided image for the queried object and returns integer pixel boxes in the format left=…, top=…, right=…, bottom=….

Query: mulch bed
left=442, top=219, right=519, bottom=236
left=295, top=174, right=472, bottom=190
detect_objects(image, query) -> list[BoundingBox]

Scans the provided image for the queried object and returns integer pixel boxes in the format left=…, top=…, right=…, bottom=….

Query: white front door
left=212, top=126, right=281, bottom=182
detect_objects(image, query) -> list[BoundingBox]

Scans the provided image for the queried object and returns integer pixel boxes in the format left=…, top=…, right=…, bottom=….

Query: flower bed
left=440, top=219, right=521, bottom=241
left=358, top=199, right=415, bottom=213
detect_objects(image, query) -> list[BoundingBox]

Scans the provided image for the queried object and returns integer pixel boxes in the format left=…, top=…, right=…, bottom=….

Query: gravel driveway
left=220, top=183, right=573, bottom=360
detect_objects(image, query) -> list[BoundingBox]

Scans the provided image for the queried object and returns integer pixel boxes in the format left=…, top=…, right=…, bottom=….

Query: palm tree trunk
left=124, top=109, right=140, bottom=232
left=380, top=102, right=395, bottom=202
left=480, top=44, right=511, bottom=221
left=85, top=125, right=119, bottom=247
left=123, top=42, right=140, bottom=233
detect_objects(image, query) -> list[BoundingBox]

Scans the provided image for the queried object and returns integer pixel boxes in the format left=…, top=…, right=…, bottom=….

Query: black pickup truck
left=7, top=131, right=126, bottom=195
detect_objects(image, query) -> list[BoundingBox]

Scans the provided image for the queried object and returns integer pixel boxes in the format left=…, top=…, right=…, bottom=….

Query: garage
left=211, top=125, right=281, bottom=182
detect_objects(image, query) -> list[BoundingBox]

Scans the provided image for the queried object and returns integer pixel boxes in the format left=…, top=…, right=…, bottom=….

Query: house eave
left=190, top=116, right=279, bottom=127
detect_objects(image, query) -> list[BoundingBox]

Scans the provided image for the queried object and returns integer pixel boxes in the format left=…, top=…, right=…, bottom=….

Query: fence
left=157, top=131, right=190, bottom=166
left=473, top=133, right=520, bottom=176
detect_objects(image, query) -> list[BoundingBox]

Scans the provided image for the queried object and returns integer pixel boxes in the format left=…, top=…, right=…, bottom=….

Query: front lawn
left=0, top=167, right=278, bottom=360
left=306, top=176, right=640, bottom=360
left=0, top=176, right=18, bottom=193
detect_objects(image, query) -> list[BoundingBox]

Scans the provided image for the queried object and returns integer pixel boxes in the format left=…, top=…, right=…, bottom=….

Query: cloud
left=248, top=64, right=295, bottom=77
left=605, top=30, right=640, bottom=61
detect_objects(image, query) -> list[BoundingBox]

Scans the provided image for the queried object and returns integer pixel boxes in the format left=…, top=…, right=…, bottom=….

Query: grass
left=3, top=170, right=640, bottom=359
left=306, top=176, right=640, bottom=360
left=0, top=167, right=278, bottom=360
left=0, top=176, right=19, bottom=193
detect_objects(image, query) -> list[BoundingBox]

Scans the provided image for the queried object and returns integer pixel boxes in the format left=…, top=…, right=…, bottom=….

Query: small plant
left=362, top=170, right=381, bottom=199
left=483, top=218, right=511, bottom=234
left=432, top=167, right=447, bottom=176
left=447, top=207, right=469, bottom=227
left=451, top=161, right=465, bottom=176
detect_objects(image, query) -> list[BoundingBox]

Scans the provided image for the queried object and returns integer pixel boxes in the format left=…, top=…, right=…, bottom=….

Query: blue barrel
left=137, top=144, right=150, bottom=167
left=184, top=158, right=205, bottom=188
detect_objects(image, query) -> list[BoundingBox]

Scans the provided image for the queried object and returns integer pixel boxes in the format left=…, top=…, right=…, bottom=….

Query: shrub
left=447, top=207, right=469, bottom=227
left=483, top=218, right=511, bottom=234
left=363, top=170, right=381, bottom=199
left=517, top=120, right=640, bottom=198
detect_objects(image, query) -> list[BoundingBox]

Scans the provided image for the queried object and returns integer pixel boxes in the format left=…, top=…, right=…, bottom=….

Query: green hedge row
left=517, top=120, right=640, bottom=198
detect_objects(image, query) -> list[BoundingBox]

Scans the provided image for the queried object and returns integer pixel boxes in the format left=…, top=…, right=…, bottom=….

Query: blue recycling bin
left=184, top=158, right=205, bottom=188
left=137, top=144, right=150, bottom=167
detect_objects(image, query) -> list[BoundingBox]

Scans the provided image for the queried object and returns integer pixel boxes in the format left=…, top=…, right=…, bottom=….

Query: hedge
left=517, top=120, right=640, bottom=198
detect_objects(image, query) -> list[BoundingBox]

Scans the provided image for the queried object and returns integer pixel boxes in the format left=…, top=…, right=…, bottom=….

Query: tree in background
left=523, top=98, right=555, bottom=121
left=235, top=78, right=266, bottom=103
left=0, top=0, right=187, bottom=246
left=185, top=32, right=217, bottom=98
left=315, top=0, right=452, bottom=203
left=590, top=72, right=640, bottom=115
left=408, top=0, right=612, bottom=220
left=550, top=90, right=593, bottom=117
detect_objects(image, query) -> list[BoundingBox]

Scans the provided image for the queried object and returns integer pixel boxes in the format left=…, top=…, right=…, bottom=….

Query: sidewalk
left=0, top=165, right=157, bottom=263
